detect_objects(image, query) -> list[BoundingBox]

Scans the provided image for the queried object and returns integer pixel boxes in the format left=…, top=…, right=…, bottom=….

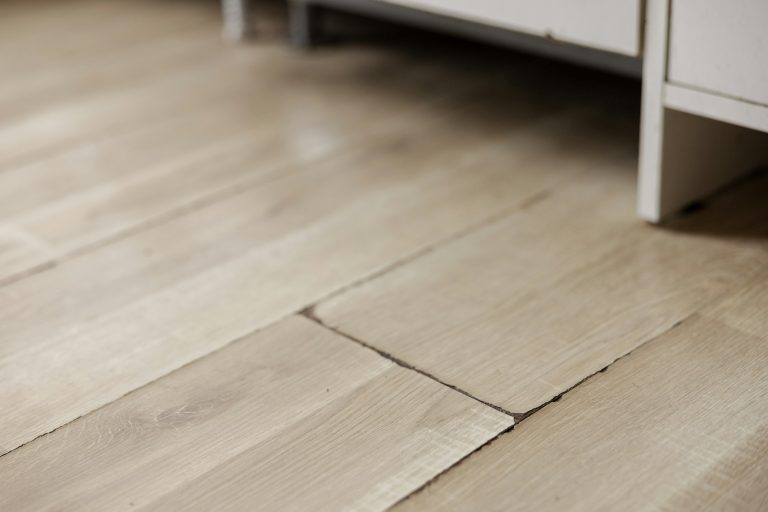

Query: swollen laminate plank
left=0, top=0, right=625, bottom=454
left=394, top=286, right=768, bottom=511
left=0, top=316, right=513, bottom=512
left=315, top=166, right=768, bottom=415
left=0, top=82, right=591, bottom=454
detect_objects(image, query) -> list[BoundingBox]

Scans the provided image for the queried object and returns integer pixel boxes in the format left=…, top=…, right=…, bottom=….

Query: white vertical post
left=637, top=0, right=670, bottom=222
left=222, top=0, right=252, bottom=40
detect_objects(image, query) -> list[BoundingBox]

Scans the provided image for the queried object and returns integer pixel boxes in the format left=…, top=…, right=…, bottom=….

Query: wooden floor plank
left=0, top=46, right=473, bottom=216
left=0, top=23, right=219, bottom=121
left=394, top=276, right=768, bottom=511
left=0, top=226, right=53, bottom=283
left=0, top=63, right=479, bottom=284
left=315, top=171, right=768, bottom=415
left=0, top=75, right=603, bottom=454
left=0, top=316, right=512, bottom=512
left=0, top=37, right=503, bottom=284
left=1, top=0, right=632, bottom=455
left=9, top=1, right=768, bottom=509
left=0, top=38, right=470, bottom=164
left=0, top=0, right=514, bottom=174
left=0, top=49, right=277, bottom=171
left=0, top=0, right=218, bottom=76
left=0, top=2, right=228, bottom=129
left=2, top=0, right=562, bottom=287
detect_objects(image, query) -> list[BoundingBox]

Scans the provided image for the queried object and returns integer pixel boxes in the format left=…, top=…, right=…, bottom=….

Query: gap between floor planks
left=1, top=1, right=641, bottom=454
left=0, top=315, right=513, bottom=512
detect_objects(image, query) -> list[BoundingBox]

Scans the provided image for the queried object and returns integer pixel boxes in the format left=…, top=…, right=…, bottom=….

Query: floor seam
left=0, top=184, right=548, bottom=459
left=380, top=314, right=697, bottom=509
left=390, top=421, right=516, bottom=510
left=301, top=307, right=517, bottom=418
left=513, top=319, right=691, bottom=422
left=0, top=312, right=289, bottom=459
left=0, top=74, right=490, bottom=290
left=304, top=188, right=553, bottom=311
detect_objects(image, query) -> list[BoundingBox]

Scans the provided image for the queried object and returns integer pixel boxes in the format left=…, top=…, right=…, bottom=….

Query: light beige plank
left=0, top=7, right=490, bottom=172
left=0, top=0, right=621, bottom=454
left=0, top=44, right=477, bottom=221
left=0, top=227, right=53, bottom=285
left=707, top=280, right=768, bottom=341
left=0, top=23, right=219, bottom=121
left=395, top=301, right=768, bottom=511
left=0, top=82, right=594, bottom=454
left=0, top=0, right=217, bottom=77
left=0, top=2, right=221, bottom=134
left=315, top=167, right=768, bottom=415
left=0, top=47, right=280, bottom=171
left=0, top=315, right=512, bottom=512
left=0, top=30, right=506, bottom=284
left=0, top=0, right=638, bottom=291
left=0, top=101, right=268, bottom=221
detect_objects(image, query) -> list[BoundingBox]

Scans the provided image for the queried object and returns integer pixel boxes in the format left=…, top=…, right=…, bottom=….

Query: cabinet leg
left=222, top=0, right=252, bottom=40
left=289, top=1, right=327, bottom=49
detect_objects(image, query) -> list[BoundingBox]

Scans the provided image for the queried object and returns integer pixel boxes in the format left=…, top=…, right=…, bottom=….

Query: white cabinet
left=227, top=0, right=766, bottom=222
left=668, top=0, right=768, bottom=107
left=638, top=0, right=768, bottom=222
left=378, top=0, right=643, bottom=56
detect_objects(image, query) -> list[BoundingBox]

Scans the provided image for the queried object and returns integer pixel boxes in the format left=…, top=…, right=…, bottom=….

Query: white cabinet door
left=377, top=0, right=643, bottom=56
left=669, top=0, right=768, bottom=106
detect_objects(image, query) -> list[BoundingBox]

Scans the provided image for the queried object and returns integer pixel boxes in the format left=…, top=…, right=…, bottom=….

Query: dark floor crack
left=513, top=314, right=692, bottom=423
left=301, top=306, right=516, bottom=419
left=378, top=314, right=696, bottom=509
left=389, top=421, right=516, bottom=510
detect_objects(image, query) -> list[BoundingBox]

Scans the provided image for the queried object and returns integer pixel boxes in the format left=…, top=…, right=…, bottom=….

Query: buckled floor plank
left=315, top=166, right=768, bottom=416
left=393, top=265, right=768, bottom=511
left=0, top=316, right=512, bottom=512
left=0, top=70, right=607, bottom=454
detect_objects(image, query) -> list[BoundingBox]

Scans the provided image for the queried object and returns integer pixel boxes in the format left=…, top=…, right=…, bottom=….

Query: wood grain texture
left=0, top=0, right=646, bottom=456
left=0, top=226, right=53, bottom=283
left=0, top=3, right=220, bottom=120
left=0, top=57, right=486, bottom=284
left=0, top=316, right=513, bottom=512
left=0, top=76, right=602, bottom=454
left=0, top=0, right=561, bottom=286
left=394, top=274, right=768, bottom=511
left=9, top=1, right=768, bottom=509
left=0, top=0, right=486, bottom=169
left=0, top=21, right=259, bottom=170
left=316, top=167, right=768, bottom=415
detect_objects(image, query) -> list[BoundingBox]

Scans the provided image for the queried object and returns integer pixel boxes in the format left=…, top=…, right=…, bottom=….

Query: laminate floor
left=1, top=0, right=767, bottom=510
